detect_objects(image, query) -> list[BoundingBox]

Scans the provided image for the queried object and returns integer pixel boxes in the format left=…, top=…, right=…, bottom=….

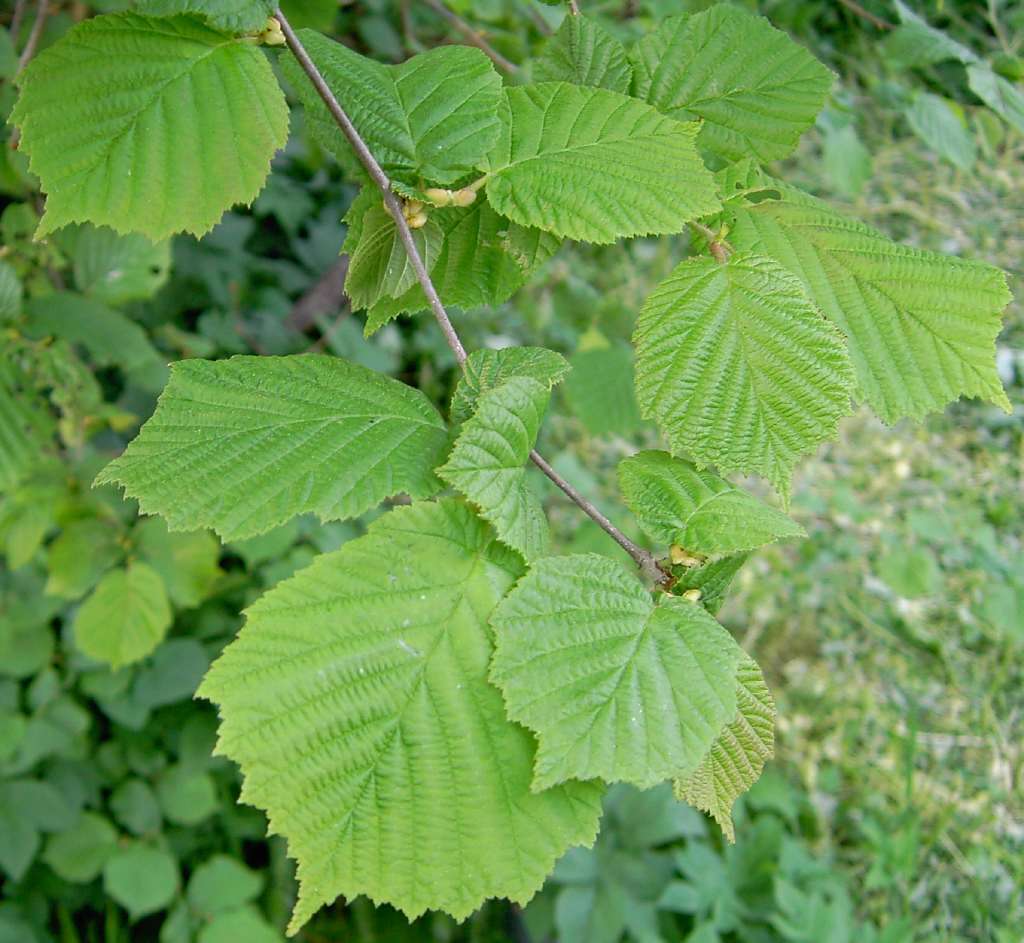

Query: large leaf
left=450, top=347, right=570, bottom=425
left=74, top=562, right=172, bottom=668
left=133, top=0, right=276, bottom=32
left=674, top=655, right=774, bottom=842
left=618, top=450, right=804, bottom=555
left=96, top=355, right=449, bottom=541
left=485, top=83, right=719, bottom=244
left=198, top=500, right=602, bottom=930
left=439, top=377, right=550, bottom=561
left=490, top=554, right=741, bottom=790
left=633, top=253, right=854, bottom=498
left=281, top=33, right=502, bottom=186
left=12, top=13, right=288, bottom=240
left=728, top=182, right=1012, bottom=422
left=534, top=14, right=632, bottom=93
left=631, top=7, right=832, bottom=161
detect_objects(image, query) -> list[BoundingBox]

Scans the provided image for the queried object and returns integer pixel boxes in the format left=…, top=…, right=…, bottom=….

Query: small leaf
left=103, top=844, right=179, bottom=919
left=133, top=0, right=276, bottom=32
left=187, top=855, right=264, bottom=917
left=42, top=812, right=119, bottom=883
left=618, top=450, right=804, bottom=555
left=904, top=93, right=976, bottom=171
left=134, top=517, right=222, bottom=609
left=59, top=224, right=171, bottom=305
left=12, top=14, right=289, bottom=240
left=0, top=358, right=56, bottom=492
left=634, top=253, right=854, bottom=498
left=485, top=83, right=719, bottom=244
left=74, top=562, right=172, bottom=668
left=450, top=346, right=570, bottom=425
left=534, top=14, right=632, bottom=92
left=439, top=377, right=551, bottom=560
left=0, top=259, right=23, bottom=321
left=45, top=518, right=123, bottom=599
left=198, top=500, right=602, bottom=931
left=967, top=63, right=1024, bottom=135
left=673, top=655, right=775, bottom=842
left=490, top=553, right=742, bottom=790
left=672, top=553, right=750, bottom=617
left=631, top=7, right=833, bottom=161
left=96, top=355, right=449, bottom=541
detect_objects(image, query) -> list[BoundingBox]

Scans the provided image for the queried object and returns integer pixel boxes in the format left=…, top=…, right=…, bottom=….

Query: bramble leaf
left=281, top=33, right=502, bottom=186
left=634, top=253, right=854, bottom=498
left=198, top=500, right=602, bottom=931
left=439, top=377, right=550, bottom=560
left=96, top=355, right=449, bottom=541
left=450, top=347, right=569, bottom=426
left=485, top=83, right=719, bottom=244
left=74, top=563, right=172, bottom=668
left=631, top=7, right=833, bottom=161
left=490, top=554, right=741, bottom=790
left=534, top=14, right=632, bottom=93
left=728, top=182, right=1012, bottom=421
left=12, top=14, right=288, bottom=240
left=674, top=655, right=775, bottom=842
left=618, top=450, right=804, bottom=555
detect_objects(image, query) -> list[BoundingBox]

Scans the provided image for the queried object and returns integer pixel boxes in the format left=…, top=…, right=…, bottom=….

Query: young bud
left=402, top=200, right=424, bottom=219
left=407, top=211, right=429, bottom=229
left=682, top=588, right=703, bottom=603
left=423, top=188, right=454, bottom=207
left=451, top=188, right=477, bottom=207
left=260, top=17, right=286, bottom=46
left=670, top=544, right=704, bottom=567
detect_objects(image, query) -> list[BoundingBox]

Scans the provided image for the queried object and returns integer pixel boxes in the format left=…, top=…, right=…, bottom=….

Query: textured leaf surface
left=12, top=14, right=288, bottom=240
left=74, top=563, right=172, bottom=668
left=618, top=450, right=804, bottom=555
left=198, top=500, right=602, bottom=931
left=631, top=7, right=832, bottom=161
left=728, top=184, right=1012, bottom=421
left=534, top=14, right=632, bottom=92
left=674, top=655, right=774, bottom=842
left=282, top=33, right=502, bottom=186
left=450, top=347, right=570, bottom=425
left=0, top=360, right=55, bottom=492
left=439, top=377, right=550, bottom=561
left=134, top=0, right=275, bottom=32
left=491, top=554, right=741, bottom=790
left=485, top=83, right=719, bottom=244
left=0, top=260, right=23, bottom=321
left=634, top=253, right=854, bottom=497
left=672, top=553, right=750, bottom=617
left=96, top=355, right=449, bottom=541
left=365, top=201, right=559, bottom=331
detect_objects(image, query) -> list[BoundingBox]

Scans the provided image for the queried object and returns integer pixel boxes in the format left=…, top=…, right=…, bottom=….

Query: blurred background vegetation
left=0, top=1, right=1021, bottom=941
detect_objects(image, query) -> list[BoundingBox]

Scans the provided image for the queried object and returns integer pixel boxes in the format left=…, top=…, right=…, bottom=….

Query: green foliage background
left=1, top=1, right=1021, bottom=941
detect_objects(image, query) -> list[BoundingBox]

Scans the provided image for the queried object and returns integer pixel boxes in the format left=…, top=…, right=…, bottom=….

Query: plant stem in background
left=420, top=0, right=519, bottom=74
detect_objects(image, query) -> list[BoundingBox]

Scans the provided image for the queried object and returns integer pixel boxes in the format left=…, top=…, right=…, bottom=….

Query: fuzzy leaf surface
left=634, top=253, right=854, bottom=498
left=674, top=655, right=775, bottom=842
left=439, top=377, right=550, bottom=561
left=490, top=554, right=741, bottom=790
left=631, top=7, right=832, bottom=161
left=198, top=500, right=602, bottom=931
left=534, top=14, right=632, bottom=92
left=728, top=183, right=1012, bottom=421
left=450, top=347, right=570, bottom=426
left=618, top=450, right=804, bottom=555
left=12, top=14, right=288, bottom=240
left=96, top=355, right=449, bottom=541
left=485, top=83, right=719, bottom=244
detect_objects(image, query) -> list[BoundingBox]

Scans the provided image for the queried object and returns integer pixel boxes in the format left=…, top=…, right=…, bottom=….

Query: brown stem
left=10, top=0, right=28, bottom=38
left=287, top=256, right=349, bottom=332
left=275, top=11, right=670, bottom=587
left=568, top=0, right=581, bottom=15
left=16, top=0, right=47, bottom=73
left=836, top=0, right=893, bottom=30
left=688, top=221, right=732, bottom=263
left=419, top=0, right=519, bottom=74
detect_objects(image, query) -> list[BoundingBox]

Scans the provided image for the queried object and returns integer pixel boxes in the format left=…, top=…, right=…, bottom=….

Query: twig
left=419, top=0, right=518, bottom=74
left=16, top=0, right=47, bottom=73
left=287, top=256, right=349, bottom=332
left=10, top=0, right=28, bottom=39
left=568, top=0, right=581, bottom=15
left=275, top=11, right=671, bottom=588
left=688, top=221, right=732, bottom=264
left=836, top=0, right=893, bottom=31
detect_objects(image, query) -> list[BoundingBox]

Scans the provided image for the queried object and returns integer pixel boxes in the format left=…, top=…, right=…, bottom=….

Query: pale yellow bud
left=423, top=188, right=454, bottom=207
left=407, top=211, right=429, bottom=229
left=669, top=544, right=704, bottom=567
left=260, top=17, right=286, bottom=45
left=451, top=188, right=477, bottom=207
left=402, top=200, right=424, bottom=219
left=682, top=589, right=703, bottom=603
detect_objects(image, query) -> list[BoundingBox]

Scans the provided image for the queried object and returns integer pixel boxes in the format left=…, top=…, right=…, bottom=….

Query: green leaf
left=344, top=205, right=443, bottom=310
left=0, top=259, right=22, bottom=321
left=438, top=377, right=551, bottom=561
left=903, top=93, right=976, bottom=171
left=0, top=800, right=38, bottom=880
left=490, top=553, right=741, bottom=790
left=674, top=657, right=773, bottom=842
left=110, top=779, right=162, bottom=836
left=45, top=518, right=123, bottom=599
left=672, top=553, right=750, bottom=617
left=631, top=8, right=833, bottom=161
left=563, top=344, right=642, bottom=437
left=157, top=766, right=218, bottom=825
left=365, top=201, right=559, bottom=332
left=198, top=500, right=602, bottom=931
left=485, top=83, right=719, bottom=244
left=0, top=358, right=56, bottom=493
left=822, top=124, right=872, bottom=199
left=12, top=13, right=289, bottom=240
left=534, top=14, right=632, bottom=93
left=42, top=811, right=119, bottom=883
left=728, top=182, right=1012, bottom=422
left=134, top=517, right=222, bottom=609
left=450, top=347, right=570, bottom=426
left=74, top=563, right=173, bottom=668
left=96, top=355, right=450, bottom=541
left=883, top=1, right=977, bottom=68
left=187, top=855, right=264, bottom=917
left=198, top=909, right=282, bottom=943
left=103, top=844, right=179, bottom=919
left=618, top=451, right=804, bottom=555
left=59, top=224, right=171, bottom=305
left=281, top=33, right=502, bottom=186
left=1, top=779, right=76, bottom=833
left=633, top=253, right=854, bottom=498
left=967, top=63, right=1024, bottom=134
left=133, top=0, right=276, bottom=32
left=132, top=638, right=210, bottom=709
